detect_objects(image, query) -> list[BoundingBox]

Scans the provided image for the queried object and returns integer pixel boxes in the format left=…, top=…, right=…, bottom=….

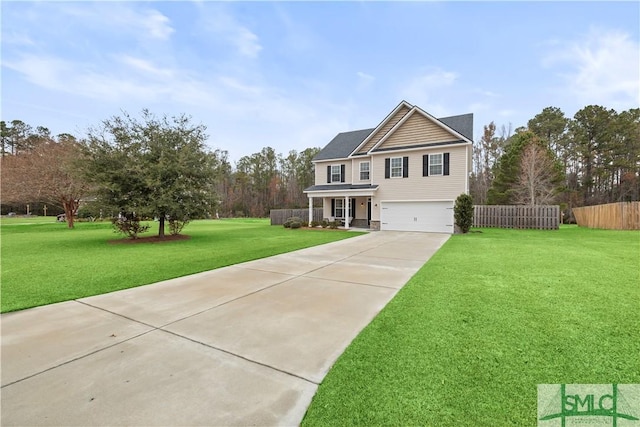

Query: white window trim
left=331, top=164, right=342, bottom=183
left=390, top=157, right=403, bottom=178
left=359, top=161, right=370, bottom=181
left=429, top=153, right=444, bottom=176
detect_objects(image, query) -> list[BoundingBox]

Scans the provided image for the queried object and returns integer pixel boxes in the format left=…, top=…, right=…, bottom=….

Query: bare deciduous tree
left=1, top=140, right=89, bottom=228
left=513, top=142, right=560, bottom=205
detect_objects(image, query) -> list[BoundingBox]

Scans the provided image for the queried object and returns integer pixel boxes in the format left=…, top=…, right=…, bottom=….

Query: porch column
left=345, top=196, right=350, bottom=229
left=308, top=197, right=313, bottom=227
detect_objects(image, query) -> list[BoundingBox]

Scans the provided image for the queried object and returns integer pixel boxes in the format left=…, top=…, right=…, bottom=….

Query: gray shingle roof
left=439, top=113, right=473, bottom=141
left=312, top=128, right=374, bottom=161
left=313, top=110, right=473, bottom=161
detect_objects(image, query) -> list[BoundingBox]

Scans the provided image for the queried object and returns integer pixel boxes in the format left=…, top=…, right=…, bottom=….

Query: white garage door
left=381, top=201, right=454, bottom=233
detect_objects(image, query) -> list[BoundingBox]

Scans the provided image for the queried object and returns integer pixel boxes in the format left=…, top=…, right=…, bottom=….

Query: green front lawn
left=303, top=226, right=640, bottom=426
left=0, top=218, right=362, bottom=313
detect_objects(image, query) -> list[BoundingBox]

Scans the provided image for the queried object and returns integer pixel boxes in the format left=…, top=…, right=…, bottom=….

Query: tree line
left=471, top=105, right=640, bottom=219
left=0, top=114, right=319, bottom=230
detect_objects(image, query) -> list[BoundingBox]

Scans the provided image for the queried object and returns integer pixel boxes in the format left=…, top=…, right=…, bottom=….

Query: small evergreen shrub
left=283, top=217, right=303, bottom=229
left=454, top=193, right=474, bottom=233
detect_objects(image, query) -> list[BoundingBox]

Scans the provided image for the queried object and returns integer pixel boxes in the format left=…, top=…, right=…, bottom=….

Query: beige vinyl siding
left=314, top=160, right=353, bottom=185
left=356, top=105, right=410, bottom=155
left=352, top=157, right=372, bottom=184
left=376, top=112, right=458, bottom=151
left=370, top=145, right=468, bottom=221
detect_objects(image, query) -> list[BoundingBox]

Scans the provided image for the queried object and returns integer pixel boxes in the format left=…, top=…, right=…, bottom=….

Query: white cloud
left=543, top=28, right=640, bottom=110
left=117, top=55, right=175, bottom=79
left=356, top=71, right=375, bottom=91
left=399, top=67, right=459, bottom=116
left=403, top=67, right=458, bottom=95
left=2, top=31, right=35, bottom=46
left=201, top=7, right=262, bottom=58
left=5, top=54, right=176, bottom=103
left=57, top=3, right=175, bottom=41
left=142, top=9, right=175, bottom=40
left=474, top=89, right=500, bottom=98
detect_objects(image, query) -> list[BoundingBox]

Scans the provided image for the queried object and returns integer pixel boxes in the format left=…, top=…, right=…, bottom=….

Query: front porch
left=303, top=184, right=379, bottom=230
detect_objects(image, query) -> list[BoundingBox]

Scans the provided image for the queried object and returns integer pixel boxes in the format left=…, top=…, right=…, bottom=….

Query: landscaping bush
left=328, top=221, right=339, bottom=229
left=168, top=218, right=189, bottom=235
left=454, top=193, right=474, bottom=233
left=321, top=220, right=329, bottom=228
left=310, top=220, right=320, bottom=228
left=111, top=213, right=150, bottom=239
left=283, top=216, right=303, bottom=229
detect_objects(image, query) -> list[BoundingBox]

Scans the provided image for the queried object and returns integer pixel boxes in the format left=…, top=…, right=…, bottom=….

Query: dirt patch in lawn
left=108, top=234, right=191, bottom=245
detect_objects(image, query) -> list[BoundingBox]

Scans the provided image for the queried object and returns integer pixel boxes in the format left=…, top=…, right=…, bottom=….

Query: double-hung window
left=331, top=165, right=342, bottom=182
left=429, top=154, right=443, bottom=176
left=390, top=157, right=403, bottom=178
left=359, top=162, right=370, bottom=180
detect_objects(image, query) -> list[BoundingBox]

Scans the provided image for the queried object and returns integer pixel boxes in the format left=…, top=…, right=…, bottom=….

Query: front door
left=367, top=198, right=372, bottom=225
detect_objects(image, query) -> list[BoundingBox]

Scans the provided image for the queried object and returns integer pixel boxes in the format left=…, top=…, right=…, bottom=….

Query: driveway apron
left=1, top=231, right=449, bottom=426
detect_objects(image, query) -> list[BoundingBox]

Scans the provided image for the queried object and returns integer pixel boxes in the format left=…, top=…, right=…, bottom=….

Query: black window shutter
left=444, top=153, right=450, bottom=176
left=423, top=154, right=429, bottom=176
left=385, top=158, right=390, bottom=179
left=403, top=157, right=409, bottom=178
left=327, top=166, right=331, bottom=183
left=341, top=164, right=345, bottom=182
left=351, top=198, right=356, bottom=217
left=331, top=199, right=335, bottom=216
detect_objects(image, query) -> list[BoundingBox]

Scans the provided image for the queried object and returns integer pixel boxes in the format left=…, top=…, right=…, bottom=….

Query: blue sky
left=2, top=1, right=638, bottom=162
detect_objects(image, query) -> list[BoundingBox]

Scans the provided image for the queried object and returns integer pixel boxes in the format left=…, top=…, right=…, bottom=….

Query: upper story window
left=327, top=164, right=345, bottom=183
left=422, top=153, right=450, bottom=177
left=359, top=162, right=370, bottom=180
left=385, top=156, right=408, bottom=179
left=390, top=157, right=403, bottom=178
left=429, top=154, right=443, bottom=176
left=331, top=165, right=342, bottom=182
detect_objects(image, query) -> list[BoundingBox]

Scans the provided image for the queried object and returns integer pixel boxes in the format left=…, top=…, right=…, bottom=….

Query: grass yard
left=0, top=218, right=362, bottom=313
left=302, top=226, right=640, bottom=426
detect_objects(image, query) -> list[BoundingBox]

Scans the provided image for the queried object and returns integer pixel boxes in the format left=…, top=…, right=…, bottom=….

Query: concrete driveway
left=1, top=231, right=449, bottom=426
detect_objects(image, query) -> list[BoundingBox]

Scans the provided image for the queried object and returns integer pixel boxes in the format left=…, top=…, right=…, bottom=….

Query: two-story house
left=303, top=101, right=473, bottom=233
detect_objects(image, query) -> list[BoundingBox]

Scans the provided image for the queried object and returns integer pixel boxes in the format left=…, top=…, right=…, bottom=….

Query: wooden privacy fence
left=473, top=205, right=560, bottom=230
left=270, top=208, right=323, bottom=225
left=572, top=202, right=640, bottom=230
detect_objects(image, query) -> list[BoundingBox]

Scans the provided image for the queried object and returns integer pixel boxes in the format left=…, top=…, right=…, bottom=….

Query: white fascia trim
left=368, top=141, right=471, bottom=156
left=305, top=189, right=378, bottom=197
left=348, top=100, right=413, bottom=157
left=369, top=106, right=473, bottom=153
left=380, top=199, right=455, bottom=203
left=465, top=145, right=469, bottom=194
left=313, top=157, right=350, bottom=164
